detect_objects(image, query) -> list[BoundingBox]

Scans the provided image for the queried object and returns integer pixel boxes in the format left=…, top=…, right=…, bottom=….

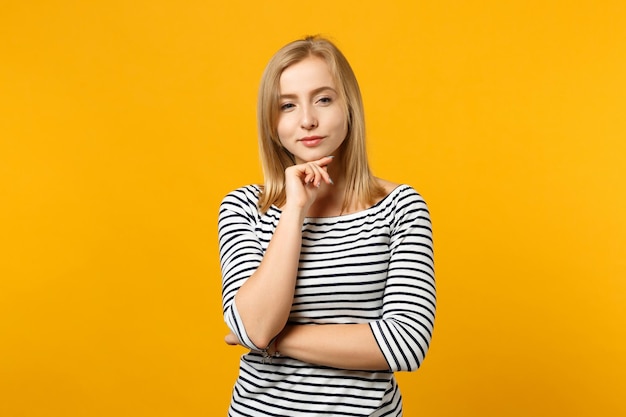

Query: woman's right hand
left=283, top=156, right=334, bottom=212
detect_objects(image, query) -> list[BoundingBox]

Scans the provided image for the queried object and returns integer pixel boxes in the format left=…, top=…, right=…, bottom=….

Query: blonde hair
left=257, top=35, right=384, bottom=213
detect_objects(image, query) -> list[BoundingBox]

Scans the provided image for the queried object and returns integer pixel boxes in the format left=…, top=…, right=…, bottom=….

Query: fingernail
left=329, top=178, right=334, bottom=185
left=326, top=155, right=334, bottom=158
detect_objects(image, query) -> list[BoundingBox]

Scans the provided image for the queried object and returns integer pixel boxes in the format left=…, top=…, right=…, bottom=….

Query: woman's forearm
left=234, top=206, right=306, bottom=348
left=276, top=323, right=389, bottom=371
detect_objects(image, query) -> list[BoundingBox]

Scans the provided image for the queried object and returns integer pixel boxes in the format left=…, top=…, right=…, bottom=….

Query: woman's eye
left=318, top=97, right=332, bottom=105
left=280, top=103, right=295, bottom=111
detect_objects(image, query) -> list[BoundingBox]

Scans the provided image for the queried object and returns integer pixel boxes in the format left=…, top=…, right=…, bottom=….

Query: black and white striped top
left=218, top=184, right=436, bottom=416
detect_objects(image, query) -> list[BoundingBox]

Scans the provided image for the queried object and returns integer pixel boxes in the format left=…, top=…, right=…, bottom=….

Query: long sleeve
left=218, top=186, right=266, bottom=350
left=369, top=190, right=436, bottom=371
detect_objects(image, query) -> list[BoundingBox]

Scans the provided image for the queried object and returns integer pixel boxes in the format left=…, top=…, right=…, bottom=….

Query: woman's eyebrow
left=279, top=86, right=337, bottom=100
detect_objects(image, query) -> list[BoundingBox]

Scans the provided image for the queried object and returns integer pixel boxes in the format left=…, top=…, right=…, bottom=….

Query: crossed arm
left=219, top=184, right=435, bottom=372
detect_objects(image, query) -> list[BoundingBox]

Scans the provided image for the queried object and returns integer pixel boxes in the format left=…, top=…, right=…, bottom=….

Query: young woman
left=218, top=35, right=436, bottom=416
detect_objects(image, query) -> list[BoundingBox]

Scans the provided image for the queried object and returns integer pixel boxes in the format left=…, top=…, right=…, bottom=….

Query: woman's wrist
left=261, top=334, right=282, bottom=364
left=282, top=202, right=309, bottom=217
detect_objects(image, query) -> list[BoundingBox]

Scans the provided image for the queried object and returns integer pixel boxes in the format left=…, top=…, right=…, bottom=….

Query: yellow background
left=1, top=1, right=625, bottom=416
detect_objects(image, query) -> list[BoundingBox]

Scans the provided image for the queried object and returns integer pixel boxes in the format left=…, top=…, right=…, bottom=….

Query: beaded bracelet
left=260, top=336, right=281, bottom=364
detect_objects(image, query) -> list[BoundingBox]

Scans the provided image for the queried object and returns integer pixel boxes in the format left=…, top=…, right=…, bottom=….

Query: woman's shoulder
left=375, top=178, right=401, bottom=195
left=375, top=178, right=423, bottom=200
left=220, top=185, right=262, bottom=211
left=222, top=184, right=262, bottom=198
left=373, top=178, right=428, bottom=213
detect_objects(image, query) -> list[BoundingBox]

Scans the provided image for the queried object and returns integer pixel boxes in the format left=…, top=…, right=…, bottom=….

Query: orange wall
left=1, top=1, right=625, bottom=416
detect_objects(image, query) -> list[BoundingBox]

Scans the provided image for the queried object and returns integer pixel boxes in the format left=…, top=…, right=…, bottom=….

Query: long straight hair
left=256, top=35, right=384, bottom=213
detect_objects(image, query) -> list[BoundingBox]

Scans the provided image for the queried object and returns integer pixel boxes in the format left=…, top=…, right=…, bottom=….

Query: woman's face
left=276, top=56, right=348, bottom=164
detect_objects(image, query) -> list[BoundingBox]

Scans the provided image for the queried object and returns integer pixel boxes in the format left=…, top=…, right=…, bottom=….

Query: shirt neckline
left=267, top=184, right=407, bottom=221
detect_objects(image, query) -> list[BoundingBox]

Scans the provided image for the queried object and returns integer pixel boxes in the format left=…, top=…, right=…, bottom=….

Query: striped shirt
left=218, top=184, right=436, bottom=416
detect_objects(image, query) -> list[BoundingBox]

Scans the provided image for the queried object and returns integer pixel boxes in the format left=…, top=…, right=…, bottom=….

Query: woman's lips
left=299, top=136, right=324, bottom=147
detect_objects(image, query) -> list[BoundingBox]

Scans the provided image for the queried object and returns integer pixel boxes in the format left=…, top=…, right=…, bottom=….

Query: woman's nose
left=301, top=106, right=318, bottom=129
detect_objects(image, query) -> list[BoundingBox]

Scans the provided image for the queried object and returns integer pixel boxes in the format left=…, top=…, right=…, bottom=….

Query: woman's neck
left=306, top=173, right=375, bottom=218
left=305, top=173, right=347, bottom=218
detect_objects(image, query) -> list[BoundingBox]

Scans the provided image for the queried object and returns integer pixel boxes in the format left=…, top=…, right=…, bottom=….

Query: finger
left=302, top=163, right=321, bottom=186
left=314, top=155, right=335, bottom=168
left=313, top=156, right=334, bottom=185
left=288, top=159, right=332, bottom=186
left=319, top=165, right=333, bottom=185
left=225, top=332, right=240, bottom=345
left=303, top=166, right=315, bottom=185
left=306, top=163, right=325, bottom=187
left=288, top=163, right=316, bottom=185
left=310, top=161, right=333, bottom=186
